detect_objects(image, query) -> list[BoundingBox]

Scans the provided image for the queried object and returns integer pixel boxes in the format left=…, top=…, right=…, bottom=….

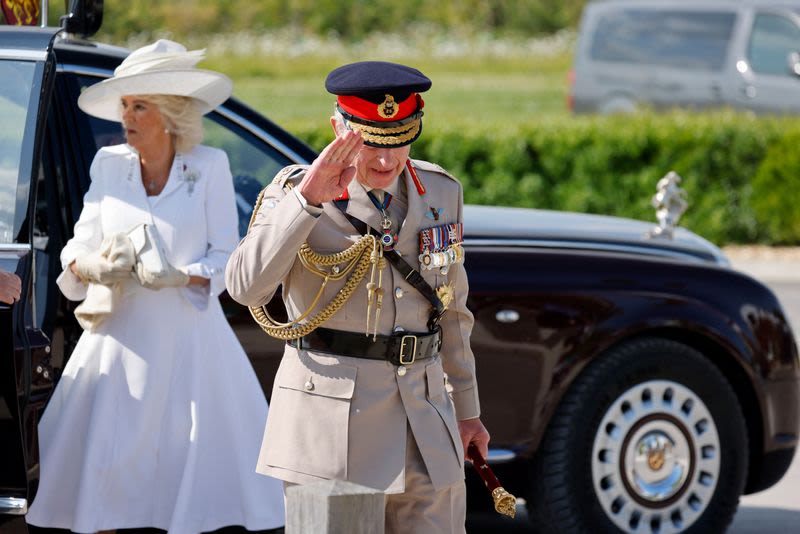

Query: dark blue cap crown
left=325, top=61, right=432, bottom=102
left=325, top=61, right=431, bottom=148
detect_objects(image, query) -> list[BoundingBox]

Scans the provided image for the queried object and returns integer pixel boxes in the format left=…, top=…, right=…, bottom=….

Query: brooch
left=182, top=164, right=200, bottom=195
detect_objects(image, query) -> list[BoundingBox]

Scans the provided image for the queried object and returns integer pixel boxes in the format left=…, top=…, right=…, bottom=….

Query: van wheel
left=527, top=338, right=748, bottom=533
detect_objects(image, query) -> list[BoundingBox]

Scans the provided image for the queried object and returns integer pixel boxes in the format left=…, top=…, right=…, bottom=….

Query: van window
left=748, top=14, right=800, bottom=76
left=590, top=9, right=736, bottom=71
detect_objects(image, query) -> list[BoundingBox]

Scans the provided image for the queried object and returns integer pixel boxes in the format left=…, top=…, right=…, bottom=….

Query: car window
left=73, top=75, right=291, bottom=237
left=590, top=9, right=736, bottom=71
left=748, top=13, right=800, bottom=76
left=0, top=60, right=36, bottom=243
left=203, top=115, right=291, bottom=237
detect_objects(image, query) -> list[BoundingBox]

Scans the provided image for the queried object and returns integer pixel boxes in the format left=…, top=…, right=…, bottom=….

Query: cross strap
left=333, top=198, right=445, bottom=329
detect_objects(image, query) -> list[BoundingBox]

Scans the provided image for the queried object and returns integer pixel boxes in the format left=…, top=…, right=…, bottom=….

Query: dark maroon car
left=2, top=6, right=798, bottom=534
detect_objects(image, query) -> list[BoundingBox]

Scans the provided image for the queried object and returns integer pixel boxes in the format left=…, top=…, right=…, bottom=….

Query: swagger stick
left=467, top=443, right=517, bottom=518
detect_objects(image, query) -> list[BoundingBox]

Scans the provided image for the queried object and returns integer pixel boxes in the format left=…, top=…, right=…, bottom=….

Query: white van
left=570, top=0, right=800, bottom=114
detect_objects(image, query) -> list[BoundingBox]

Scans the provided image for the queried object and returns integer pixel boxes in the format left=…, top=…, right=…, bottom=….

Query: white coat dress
left=25, top=144, right=284, bottom=534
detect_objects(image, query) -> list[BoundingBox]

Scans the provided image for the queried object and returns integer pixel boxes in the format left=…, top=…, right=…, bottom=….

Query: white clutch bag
left=127, top=223, right=169, bottom=278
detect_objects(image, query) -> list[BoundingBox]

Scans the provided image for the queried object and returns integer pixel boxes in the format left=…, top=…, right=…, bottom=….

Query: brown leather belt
left=287, top=327, right=442, bottom=366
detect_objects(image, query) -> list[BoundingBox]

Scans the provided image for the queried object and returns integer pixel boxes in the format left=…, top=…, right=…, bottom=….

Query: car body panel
left=464, top=204, right=729, bottom=264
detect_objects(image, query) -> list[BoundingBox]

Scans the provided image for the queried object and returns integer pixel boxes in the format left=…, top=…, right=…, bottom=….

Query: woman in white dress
left=25, top=40, right=285, bottom=534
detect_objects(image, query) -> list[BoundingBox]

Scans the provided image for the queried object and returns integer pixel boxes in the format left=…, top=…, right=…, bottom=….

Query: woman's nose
left=121, top=108, right=132, bottom=122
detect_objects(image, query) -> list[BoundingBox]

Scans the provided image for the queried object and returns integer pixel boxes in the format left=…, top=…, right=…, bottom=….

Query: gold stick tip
left=491, top=487, right=517, bottom=518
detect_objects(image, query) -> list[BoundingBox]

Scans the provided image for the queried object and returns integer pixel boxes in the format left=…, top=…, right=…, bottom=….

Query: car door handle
left=740, top=85, right=757, bottom=99
left=495, top=309, right=520, bottom=323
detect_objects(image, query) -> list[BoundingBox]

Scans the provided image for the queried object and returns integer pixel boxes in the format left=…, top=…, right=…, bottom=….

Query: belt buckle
left=399, top=335, right=418, bottom=365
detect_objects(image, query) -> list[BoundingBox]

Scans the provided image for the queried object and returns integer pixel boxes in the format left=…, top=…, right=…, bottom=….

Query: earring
left=164, top=128, right=171, bottom=135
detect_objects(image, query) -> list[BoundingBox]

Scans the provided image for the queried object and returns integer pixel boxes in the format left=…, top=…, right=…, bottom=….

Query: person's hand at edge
left=0, top=269, right=21, bottom=304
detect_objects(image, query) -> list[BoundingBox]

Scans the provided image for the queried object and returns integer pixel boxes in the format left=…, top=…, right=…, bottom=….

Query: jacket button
left=304, top=380, right=314, bottom=391
left=397, top=367, right=407, bottom=376
left=395, top=287, right=404, bottom=299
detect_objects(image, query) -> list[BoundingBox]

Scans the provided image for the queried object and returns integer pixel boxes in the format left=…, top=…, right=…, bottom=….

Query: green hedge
left=91, top=0, right=587, bottom=43
left=295, top=112, right=800, bottom=245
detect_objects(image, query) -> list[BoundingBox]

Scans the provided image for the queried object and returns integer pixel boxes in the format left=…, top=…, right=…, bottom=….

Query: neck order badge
left=366, top=190, right=397, bottom=250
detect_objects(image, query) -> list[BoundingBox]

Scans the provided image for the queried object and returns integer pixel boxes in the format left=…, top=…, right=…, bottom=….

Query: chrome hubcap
left=626, top=423, right=691, bottom=502
left=592, top=380, right=721, bottom=533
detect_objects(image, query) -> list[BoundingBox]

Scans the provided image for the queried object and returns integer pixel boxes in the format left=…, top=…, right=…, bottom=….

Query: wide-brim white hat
left=78, top=39, right=233, bottom=122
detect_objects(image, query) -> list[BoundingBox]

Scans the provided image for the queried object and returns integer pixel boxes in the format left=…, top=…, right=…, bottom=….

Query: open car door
left=0, top=26, right=59, bottom=528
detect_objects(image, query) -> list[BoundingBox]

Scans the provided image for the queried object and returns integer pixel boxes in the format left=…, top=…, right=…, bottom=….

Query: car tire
left=527, top=337, right=748, bottom=534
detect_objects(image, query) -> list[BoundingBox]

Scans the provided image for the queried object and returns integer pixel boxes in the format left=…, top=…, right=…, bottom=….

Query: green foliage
left=298, top=111, right=798, bottom=245
left=751, top=132, right=800, bottom=244
left=93, top=0, right=589, bottom=43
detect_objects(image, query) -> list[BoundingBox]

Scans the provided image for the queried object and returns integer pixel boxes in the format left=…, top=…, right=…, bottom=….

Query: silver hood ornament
left=647, top=171, right=688, bottom=239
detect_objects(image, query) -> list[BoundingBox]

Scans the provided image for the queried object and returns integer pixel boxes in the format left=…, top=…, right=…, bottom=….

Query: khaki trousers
left=384, top=425, right=467, bottom=534
left=283, top=424, right=467, bottom=533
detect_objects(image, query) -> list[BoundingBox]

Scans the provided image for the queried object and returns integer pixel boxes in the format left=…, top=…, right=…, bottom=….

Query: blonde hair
left=138, top=94, right=204, bottom=153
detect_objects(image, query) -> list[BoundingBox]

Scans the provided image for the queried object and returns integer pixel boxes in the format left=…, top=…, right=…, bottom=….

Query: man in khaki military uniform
left=225, top=61, right=490, bottom=533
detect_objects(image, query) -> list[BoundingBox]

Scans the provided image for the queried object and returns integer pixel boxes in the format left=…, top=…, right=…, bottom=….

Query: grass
left=202, top=51, right=574, bottom=132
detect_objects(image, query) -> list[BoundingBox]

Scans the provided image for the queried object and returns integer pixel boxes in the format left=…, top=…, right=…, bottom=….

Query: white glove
left=134, top=258, right=190, bottom=290
left=73, top=234, right=135, bottom=285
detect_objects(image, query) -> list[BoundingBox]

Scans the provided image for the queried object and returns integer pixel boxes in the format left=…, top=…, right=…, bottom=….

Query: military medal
left=419, top=223, right=465, bottom=273
left=367, top=190, right=397, bottom=251
left=380, top=217, right=395, bottom=249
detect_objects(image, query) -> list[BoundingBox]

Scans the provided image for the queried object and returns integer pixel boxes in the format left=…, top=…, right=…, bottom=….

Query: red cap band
left=338, top=93, right=423, bottom=123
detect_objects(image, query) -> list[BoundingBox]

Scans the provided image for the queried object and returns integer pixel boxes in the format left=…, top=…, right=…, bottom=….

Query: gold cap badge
left=377, top=94, right=399, bottom=119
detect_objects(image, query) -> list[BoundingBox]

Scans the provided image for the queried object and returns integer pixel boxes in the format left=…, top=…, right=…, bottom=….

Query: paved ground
left=723, top=245, right=800, bottom=283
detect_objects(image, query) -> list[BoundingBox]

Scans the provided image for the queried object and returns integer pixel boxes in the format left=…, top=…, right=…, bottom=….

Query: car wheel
left=527, top=337, right=748, bottom=533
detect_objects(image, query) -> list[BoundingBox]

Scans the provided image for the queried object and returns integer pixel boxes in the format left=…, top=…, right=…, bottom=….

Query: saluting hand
left=297, top=130, right=363, bottom=206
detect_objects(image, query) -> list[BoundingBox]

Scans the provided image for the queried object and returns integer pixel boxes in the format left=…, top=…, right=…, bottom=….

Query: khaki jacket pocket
left=261, top=352, right=357, bottom=480
left=425, top=360, right=464, bottom=465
